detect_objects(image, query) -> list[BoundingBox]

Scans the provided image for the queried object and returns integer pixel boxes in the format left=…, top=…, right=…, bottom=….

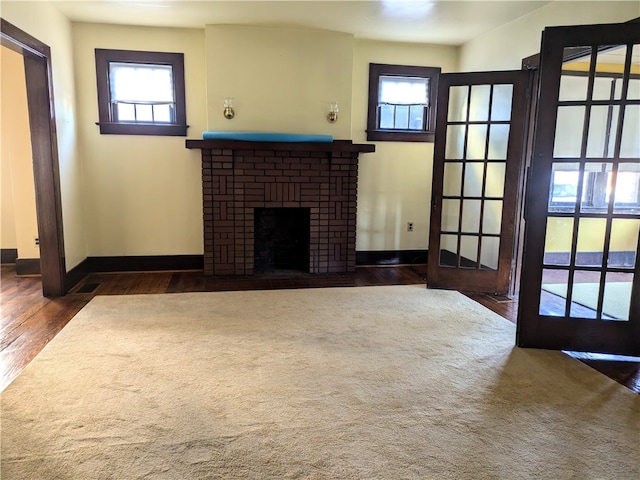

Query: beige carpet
left=1, top=285, right=638, bottom=479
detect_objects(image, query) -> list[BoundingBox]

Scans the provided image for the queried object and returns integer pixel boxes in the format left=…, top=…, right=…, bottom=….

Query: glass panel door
left=518, top=22, right=640, bottom=355
left=428, top=71, right=529, bottom=293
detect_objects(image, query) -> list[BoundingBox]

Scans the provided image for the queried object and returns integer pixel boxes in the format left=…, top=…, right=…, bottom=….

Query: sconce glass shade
left=223, top=97, right=235, bottom=119
left=327, top=101, right=338, bottom=123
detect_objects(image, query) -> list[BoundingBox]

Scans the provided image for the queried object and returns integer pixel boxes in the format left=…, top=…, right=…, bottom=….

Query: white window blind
left=379, top=75, right=429, bottom=105
left=109, top=62, right=175, bottom=123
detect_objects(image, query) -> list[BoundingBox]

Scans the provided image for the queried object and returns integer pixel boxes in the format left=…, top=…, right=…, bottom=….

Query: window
left=95, top=49, right=187, bottom=136
left=366, top=63, right=440, bottom=142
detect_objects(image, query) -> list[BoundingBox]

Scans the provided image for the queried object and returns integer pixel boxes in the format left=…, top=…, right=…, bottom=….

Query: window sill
left=97, top=122, right=188, bottom=136
left=366, top=130, right=435, bottom=143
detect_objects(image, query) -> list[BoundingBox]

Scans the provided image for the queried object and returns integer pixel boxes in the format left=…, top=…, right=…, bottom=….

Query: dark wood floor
left=1, top=264, right=638, bottom=394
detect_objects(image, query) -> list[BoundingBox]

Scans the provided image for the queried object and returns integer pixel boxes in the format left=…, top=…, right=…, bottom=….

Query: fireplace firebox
left=254, top=208, right=310, bottom=274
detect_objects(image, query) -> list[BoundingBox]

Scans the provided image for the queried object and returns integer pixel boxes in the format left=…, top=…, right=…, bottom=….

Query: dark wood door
left=517, top=22, right=640, bottom=355
left=428, top=71, right=529, bottom=294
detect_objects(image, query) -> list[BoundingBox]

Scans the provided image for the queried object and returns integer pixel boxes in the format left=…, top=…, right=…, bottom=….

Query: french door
left=517, top=22, right=640, bottom=355
left=428, top=71, right=529, bottom=294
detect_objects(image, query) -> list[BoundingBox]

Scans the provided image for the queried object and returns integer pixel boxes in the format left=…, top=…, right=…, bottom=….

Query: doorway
left=0, top=19, right=66, bottom=297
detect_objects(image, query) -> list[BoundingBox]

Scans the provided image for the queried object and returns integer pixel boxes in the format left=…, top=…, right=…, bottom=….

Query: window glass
left=95, top=49, right=187, bottom=136
left=367, top=63, right=440, bottom=142
left=109, top=63, right=175, bottom=124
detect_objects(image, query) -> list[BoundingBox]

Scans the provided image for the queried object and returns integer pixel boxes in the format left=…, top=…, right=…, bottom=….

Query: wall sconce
left=327, top=102, right=338, bottom=123
left=223, top=97, right=235, bottom=119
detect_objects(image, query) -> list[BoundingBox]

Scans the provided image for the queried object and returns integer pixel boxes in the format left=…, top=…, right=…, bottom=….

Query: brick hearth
left=187, top=140, right=375, bottom=276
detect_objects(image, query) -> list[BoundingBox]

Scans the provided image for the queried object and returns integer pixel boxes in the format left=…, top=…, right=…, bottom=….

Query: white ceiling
left=48, top=0, right=553, bottom=45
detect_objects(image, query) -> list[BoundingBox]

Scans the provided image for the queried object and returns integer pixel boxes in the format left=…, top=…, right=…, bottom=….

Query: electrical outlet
left=34, top=237, right=40, bottom=246
left=407, top=222, right=414, bottom=232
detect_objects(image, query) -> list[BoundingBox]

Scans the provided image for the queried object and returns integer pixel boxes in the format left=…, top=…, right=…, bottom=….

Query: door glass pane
left=586, top=105, right=618, bottom=158
left=580, top=163, right=612, bottom=212
left=443, top=162, right=463, bottom=196
left=609, top=219, right=639, bottom=268
left=628, top=78, right=640, bottom=101
left=480, top=236, right=500, bottom=270
left=485, top=162, right=506, bottom=198
left=570, top=272, right=600, bottom=319
left=448, top=85, right=469, bottom=122
left=549, top=162, right=580, bottom=213
left=603, top=272, right=633, bottom=321
left=482, top=200, right=502, bottom=235
left=461, top=199, right=481, bottom=233
left=490, top=84, right=513, bottom=121
left=460, top=235, right=478, bottom=267
left=441, top=199, right=460, bottom=232
left=488, top=124, right=510, bottom=160
left=445, top=125, right=466, bottom=159
left=575, top=218, right=606, bottom=267
left=628, top=44, right=640, bottom=100
left=469, top=84, right=491, bottom=121
left=613, top=164, right=640, bottom=214
left=620, top=105, right=640, bottom=158
left=544, top=217, right=574, bottom=266
left=560, top=46, right=591, bottom=101
left=463, top=162, right=484, bottom=197
left=592, top=76, right=616, bottom=102
left=466, top=125, right=487, bottom=160
left=559, top=74, right=589, bottom=101
left=540, top=268, right=569, bottom=317
left=553, top=106, right=585, bottom=158
left=595, top=45, right=626, bottom=101
left=439, top=234, right=458, bottom=267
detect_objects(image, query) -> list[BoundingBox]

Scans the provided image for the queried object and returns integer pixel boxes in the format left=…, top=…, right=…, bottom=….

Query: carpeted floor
left=2, top=285, right=639, bottom=479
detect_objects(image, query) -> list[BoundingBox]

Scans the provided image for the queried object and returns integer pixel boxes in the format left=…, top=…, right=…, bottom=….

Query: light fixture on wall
left=223, top=97, right=235, bottom=119
left=327, top=102, right=338, bottom=123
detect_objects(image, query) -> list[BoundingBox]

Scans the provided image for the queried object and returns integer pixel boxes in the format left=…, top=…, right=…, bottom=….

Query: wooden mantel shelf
left=186, top=139, right=375, bottom=153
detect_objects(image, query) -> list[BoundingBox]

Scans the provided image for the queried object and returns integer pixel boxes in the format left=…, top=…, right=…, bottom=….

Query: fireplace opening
left=254, top=208, right=311, bottom=275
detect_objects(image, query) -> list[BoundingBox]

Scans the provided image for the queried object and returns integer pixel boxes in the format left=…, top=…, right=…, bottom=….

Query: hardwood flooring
left=1, top=264, right=638, bottom=394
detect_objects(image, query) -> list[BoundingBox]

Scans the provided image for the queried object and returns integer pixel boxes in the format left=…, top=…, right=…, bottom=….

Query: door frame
left=1, top=19, right=66, bottom=297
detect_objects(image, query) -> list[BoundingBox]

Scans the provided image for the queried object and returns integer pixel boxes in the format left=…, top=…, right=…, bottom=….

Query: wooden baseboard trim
left=61, top=252, right=428, bottom=292
left=15, top=258, right=41, bottom=275
left=1, top=248, right=18, bottom=264
left=356, top=250, right=428, bottom=266
left=65, top=258, right=91, bottom=292
left=86, top=255, right=205, bottom=273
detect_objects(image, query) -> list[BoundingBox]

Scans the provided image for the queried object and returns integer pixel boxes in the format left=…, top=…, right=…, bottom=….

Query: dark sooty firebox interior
left=254, top=208, right=310, bottom=274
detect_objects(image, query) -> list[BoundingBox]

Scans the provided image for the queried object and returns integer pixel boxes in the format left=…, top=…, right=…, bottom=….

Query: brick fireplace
left=187, top=139, right=375, bottom=276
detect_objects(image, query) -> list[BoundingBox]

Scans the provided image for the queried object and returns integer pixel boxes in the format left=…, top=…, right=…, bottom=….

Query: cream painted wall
left=459, top=1, right=640, bottom=72
left=352, top=39, right=458, bottom=252
left=1, top=128, right=17, bottom=249
left=72, top=23, right=206, bottom=256
left=0, top=46, right=36, bottom=256
left=1, top=0, right=86, bottom=270
left=205, top=25, right=352, bottom=139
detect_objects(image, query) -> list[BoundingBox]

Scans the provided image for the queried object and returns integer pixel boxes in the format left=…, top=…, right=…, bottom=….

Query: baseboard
left=356, top=250, right=428, bottom=266
left=62, top=252, right=427, bottom=293
left=86, top=255, right=205, bottom=273
left=15, top=258, right=41, bottom=275
left=65, top=258, right=91, bottom=292
left=1, top=248, right=18, bottom=264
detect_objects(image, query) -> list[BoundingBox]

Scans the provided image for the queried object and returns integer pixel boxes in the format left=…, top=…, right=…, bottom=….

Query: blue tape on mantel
left=202, top=131, right=334, bottom=143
